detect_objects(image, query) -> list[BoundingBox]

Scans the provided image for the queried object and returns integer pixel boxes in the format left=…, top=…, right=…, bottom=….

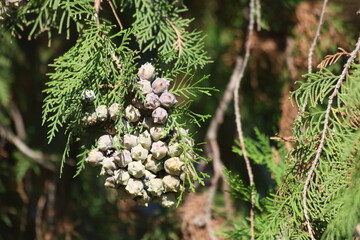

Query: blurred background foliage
left=0, top=0, right=359, bottom=239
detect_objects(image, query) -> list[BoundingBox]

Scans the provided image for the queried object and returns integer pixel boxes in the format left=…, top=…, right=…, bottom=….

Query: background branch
left=0, top=125, right=57, bottom=171
left=233, top=0, right=256, bottom=239
left=9, top=100, right=26, bottom=140
left=203, top=57, right=243, bottom=239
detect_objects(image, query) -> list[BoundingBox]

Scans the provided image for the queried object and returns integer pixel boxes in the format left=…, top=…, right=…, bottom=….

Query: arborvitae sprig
left=42, top=22, right=136, bottom=143
left=132, top=0, right=210, bottom=68
left=38, top=1, right=213, bottom=207
left=1, top=0, right=94, bottom=45
left=223, top=61, right=360, bottom=239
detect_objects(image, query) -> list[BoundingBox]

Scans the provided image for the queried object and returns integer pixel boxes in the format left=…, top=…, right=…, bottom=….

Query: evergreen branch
left=233, top=0, right=255, bottom=239
left=93, top=0, right=123, bottom=70
left=302, top=35, right=360, bottom=240
left=322, top=147, right=360, bottom=239
left=299, top=0, right=329, bottom=115
left=132, top=0, right=210, bottom=68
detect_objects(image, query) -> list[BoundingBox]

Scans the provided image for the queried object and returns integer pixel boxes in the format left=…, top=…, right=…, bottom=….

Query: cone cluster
left=84, top=63, right=194, bottom=207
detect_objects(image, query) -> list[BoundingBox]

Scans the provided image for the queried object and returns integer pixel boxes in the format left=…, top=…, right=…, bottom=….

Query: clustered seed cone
left=83, top=63, right=195, bottom=208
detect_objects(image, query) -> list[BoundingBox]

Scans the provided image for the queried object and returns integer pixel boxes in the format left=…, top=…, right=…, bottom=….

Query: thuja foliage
left=2, top=0, right=214, bottom=207
left=225, top=45, right=360, bottom=238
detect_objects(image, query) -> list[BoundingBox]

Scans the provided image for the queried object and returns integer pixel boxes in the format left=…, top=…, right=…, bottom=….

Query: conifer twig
left=164, top=17, right=184, bottom=58
left=106, top=0, right=123, bottom=30
left=93, top=0, right=122, bottom=70
left=300, top=0, right=329, bottom=114
left=302, top=36, right=360, bottom=240
left=317, top=47, right=350, bottom=69
left=233, top=0, right=256, bottom=239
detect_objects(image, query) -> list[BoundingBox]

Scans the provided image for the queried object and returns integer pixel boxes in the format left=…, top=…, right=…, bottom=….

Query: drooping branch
left=0, top=125, right=57, bottom=171
left=233, top=0, right=256, bottom=239
left=302, top=36, right=360, bottom=240
left=203, top=57, right=243, bottom=240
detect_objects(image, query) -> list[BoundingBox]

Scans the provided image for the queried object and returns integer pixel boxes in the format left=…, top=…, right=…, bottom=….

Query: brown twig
left=0, top=125, right=57, bottom=171
left=302, top=36, right=360, bottom=240
left=317, top=47, right=351, bottom=69
left=106, top=0, right=123, bottom=30
left=233, top=0, right=256, bottom=239
left=164, top=17, right=185, bottom=58
left=270, top=136, right=296, bottom=142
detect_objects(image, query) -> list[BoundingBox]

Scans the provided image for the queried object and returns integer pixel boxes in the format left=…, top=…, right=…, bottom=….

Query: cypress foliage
left=2, top=0, right=214, bottom=207
left=225, top=42, right=360, bottom=239
left=1, top=0, right=359, bottom=239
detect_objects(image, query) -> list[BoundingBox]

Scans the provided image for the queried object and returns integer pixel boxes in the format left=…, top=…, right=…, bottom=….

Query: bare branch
left=255, top=0, right=261, bottom=31
left=307, top=0, right=329, bottom=74
left=93, top=0, right=101, bottom=26
left=202, top=57, right=243, bottom=239
left=0, top=125, right=57, bottom=171
left=205, top=57, right=243, bottom=142
left=205, top=140, right=222, bottom=240
left=270, top=136, right=296, bottom=142
left=106, top=0, right=123, bottom=30
left=233, top=0, right=256, bottom=238
left=9, top=100, right=26, bottom=140
left=302, top=36, right=360, bottom=240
